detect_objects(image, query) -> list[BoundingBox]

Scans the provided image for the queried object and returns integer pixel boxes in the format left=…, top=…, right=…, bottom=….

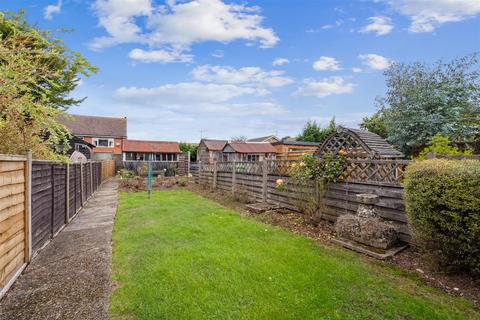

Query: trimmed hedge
left=404, top=159, right=480, bottom=275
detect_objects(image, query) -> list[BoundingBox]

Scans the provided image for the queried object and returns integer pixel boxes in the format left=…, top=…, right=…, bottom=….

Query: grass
left=110, top=189, right=480, bottom=320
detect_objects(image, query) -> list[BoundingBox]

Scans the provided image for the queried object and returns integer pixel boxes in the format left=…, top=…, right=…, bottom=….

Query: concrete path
left=0, top=179, right=118, bottom=320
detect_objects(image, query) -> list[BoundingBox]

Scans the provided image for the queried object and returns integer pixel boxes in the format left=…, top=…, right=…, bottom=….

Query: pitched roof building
left=222, top=142, right=276, bottom=162
left=246, top=135, right=279, bottom=143
left=197, top=139, right=228, bottom=163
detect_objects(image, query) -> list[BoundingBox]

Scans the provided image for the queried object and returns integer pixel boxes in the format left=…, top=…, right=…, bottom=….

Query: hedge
left=404, top=159, right=480, bottom=275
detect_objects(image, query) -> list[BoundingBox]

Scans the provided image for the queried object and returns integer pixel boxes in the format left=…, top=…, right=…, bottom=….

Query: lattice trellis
left=267, top=160, right=296, bottom=176
left=233, top=162, right=262, bottom=175
left=341, top=160, right=410, bottom=184
left=318, top=130, right=371, bottom=158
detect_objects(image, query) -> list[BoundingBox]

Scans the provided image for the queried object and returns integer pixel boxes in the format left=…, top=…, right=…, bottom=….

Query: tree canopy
left=297, top=118, right=336, bottom=143
left=0, top=11, right=97, bottom=159
left=361, top=53, right=480, bottom=156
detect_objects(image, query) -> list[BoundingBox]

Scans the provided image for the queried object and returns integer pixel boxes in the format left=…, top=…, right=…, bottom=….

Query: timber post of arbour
left=262, top=160, right=268, bottom=203
left=213, top=162, right=218, bottom=189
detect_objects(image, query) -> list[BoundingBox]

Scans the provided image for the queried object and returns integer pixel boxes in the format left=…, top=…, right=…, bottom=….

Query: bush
left=404, top=159, right=480, bottom=275
left=119, top=169, right=135, bottom=179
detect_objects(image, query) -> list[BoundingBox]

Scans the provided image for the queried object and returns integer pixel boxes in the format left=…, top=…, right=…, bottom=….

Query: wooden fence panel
left=31, top=162, right=54, bottom=254
left=197, top=159, right=412, bottom=242
left=68, top=164, right=76, bottom=219
left=101, top=160, right=115, bottom=181
left=0, top=157, right=27, bottom=295
left=75, top=164, right=81, bottom=212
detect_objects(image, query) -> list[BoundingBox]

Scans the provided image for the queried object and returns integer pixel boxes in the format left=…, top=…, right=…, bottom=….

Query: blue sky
left=4, top=0, right=480, bottom=142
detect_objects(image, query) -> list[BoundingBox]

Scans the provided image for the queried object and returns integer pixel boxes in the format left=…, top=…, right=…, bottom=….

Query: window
left=247, top=154, right=260, bottom=162
left=92, top=138, right=114, bottom=148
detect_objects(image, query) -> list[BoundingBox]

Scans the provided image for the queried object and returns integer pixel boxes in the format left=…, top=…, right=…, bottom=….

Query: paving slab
left=0, top=179, right=118, bottom=320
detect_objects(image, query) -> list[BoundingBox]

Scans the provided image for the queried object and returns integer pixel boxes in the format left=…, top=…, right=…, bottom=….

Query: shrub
left=414, top=134, right=472, bottom=160
left=404, top=159, right=480, bottom=275
left=118, top=169, right=135, bottom=179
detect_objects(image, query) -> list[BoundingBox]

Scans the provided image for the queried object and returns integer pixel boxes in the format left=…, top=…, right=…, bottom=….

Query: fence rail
left=195, top=159, right=411, bottom=242
left=0, top=155, right=116, bottom=299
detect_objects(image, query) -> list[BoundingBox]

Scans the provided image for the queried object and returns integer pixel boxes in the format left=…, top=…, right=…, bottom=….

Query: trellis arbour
left=316, top=127, right=404, bottom=160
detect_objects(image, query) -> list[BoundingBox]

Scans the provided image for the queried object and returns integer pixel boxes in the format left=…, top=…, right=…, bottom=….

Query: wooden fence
left=195, top=159, right=412, bottom=242
left=0, top=155, right=116, bottom=299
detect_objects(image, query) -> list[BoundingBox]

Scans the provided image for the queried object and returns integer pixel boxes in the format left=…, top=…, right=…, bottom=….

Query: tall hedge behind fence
left=0, top=155, right=115, bottom=299
left=194, top=160, right=411, bottom=242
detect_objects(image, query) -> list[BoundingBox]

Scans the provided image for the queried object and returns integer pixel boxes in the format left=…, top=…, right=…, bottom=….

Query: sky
left=4, top=0, right=480, bottom=142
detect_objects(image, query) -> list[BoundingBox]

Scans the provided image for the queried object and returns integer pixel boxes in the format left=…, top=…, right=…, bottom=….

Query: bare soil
left=185, top=181, right=480, bottom=308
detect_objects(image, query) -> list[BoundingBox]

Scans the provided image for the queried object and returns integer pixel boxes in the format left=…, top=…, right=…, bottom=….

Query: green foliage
left=111, top=189, right=480, bottom=319
left=285, top=154, right=346, bottom=219
left=297, top=118, right=336, bottom=143
left=404, top=159, right=480, bottom=276
left=0, top=11, right=97, bottom=159
left=118, top=169, right=135, bottom=179
left=360, top=109, right=388, bottom=138
left=375, top=53, right=480, bottom=156
left=415, top=134, right=473, bottom=160
left=179, top=142, right=198, bottom=161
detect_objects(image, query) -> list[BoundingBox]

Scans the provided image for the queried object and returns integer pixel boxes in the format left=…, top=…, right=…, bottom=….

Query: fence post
left=199, top=161, right=202, bottom=184
left=213, top=162, right=218, bottom=189
left=231, top=161, right=236, bottom=195
left=51, top=164, right=55, bottom=238
left=262, top=160, right=268, bottom=203
left=65, top=162, right=69, bottom=223
left=187, top=151, right=191, bottom=177
left=80, top=162, right=84, bottom=205
left=90, top=161, right=93, bottom=197
left=25, top=151, right=32, bottom=262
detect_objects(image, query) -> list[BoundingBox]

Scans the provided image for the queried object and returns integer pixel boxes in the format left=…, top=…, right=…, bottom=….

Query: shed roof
left=123, top=140, right=180, bottom=153
left=273, top=140, right=321, bottom=147
left=247, top=135, right=279, bottom=143
left=317, top=127, right=404, bottom=159
left=59, top=114, right=127, bottom=138
left=201, top=139, right=228, bottom=151
left=225, top=142, right=276, bottom=153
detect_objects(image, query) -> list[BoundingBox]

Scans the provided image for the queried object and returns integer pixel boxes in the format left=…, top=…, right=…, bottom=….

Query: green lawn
left=110, top=189, right=479, bottom=320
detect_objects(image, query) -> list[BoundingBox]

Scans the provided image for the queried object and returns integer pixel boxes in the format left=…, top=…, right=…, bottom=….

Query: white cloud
left=44, top=0, right=62, bottom=20
left=91, top=0, right=278, bottom=58
left=192, top=65, right=293, bottom=87
left=360, top=16, right=394, bottom=36
left=295, top=77, right=355, bottom=98
left=385, top=0, right=480, bottom=32
left=90, top=0, right=152, bottom=50
left=114, top=82, right=282, bottom=116
left=272, top=58, right=289, bottom=66
left=128, top=48, right=193, bottom=63
left=115, top=82, right=267, bottom=105
left=351, top=67, right=362, bottom=73
left=313, top=56, right=341, bottom=71
left=211, top=50, right=224, bottom=58
left=359, top=54, right=392, bottom=70
left=321, top=19, right=343, bottom=30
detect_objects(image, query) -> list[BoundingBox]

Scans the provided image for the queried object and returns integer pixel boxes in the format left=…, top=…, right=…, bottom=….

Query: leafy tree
left=375, top=53, right=480, bottom=155
left=0, top=11, right=97, bottom=159
left=179, top=142, right=198, bottom=161
left=297, top=118, right=336, bottom=143
left=360, top=104, right=388, bottom=138
left=414, top=134, right=473, bottom=160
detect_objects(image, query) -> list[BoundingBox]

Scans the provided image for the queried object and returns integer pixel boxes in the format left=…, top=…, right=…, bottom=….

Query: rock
left=335, top=214, right=398, bottom=250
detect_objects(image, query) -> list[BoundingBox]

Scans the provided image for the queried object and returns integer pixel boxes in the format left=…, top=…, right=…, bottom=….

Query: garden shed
left=316, top=127, right=404, bottom=159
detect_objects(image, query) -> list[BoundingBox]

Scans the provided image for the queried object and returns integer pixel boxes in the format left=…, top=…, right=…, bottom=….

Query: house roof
left=201, top=139, right=228, bottom=151
left=58, top=114, right=127, bottom=138
left=123, top=140, right=181, bottom=153
left=246, top=135, right=279, bottom=143
left=225, top=142, right=277, bottom=153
